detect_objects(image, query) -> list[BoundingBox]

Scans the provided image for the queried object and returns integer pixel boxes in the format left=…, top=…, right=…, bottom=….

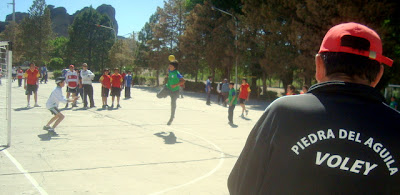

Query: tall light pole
left=96, top=24, right=117, bottom=43
left=211, top=6, right=238, bottom=89
left=7, top=0, right=15, bottom=22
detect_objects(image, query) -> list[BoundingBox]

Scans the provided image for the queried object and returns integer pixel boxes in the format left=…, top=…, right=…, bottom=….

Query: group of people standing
left=43, top=63, right=134, bottom=132
left=206, top=77, right=251, bottom=126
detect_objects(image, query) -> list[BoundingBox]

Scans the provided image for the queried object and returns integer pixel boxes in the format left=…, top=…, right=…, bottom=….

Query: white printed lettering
left=355, top=133, right=362, bottom=143
left=340, top=157, right=350, bottom=171
left=364, top=137, right=373, bottom=148
left=379, top=148, right=390, bottom=158
left=308, top=133, right=318, bottom=144
left=315, top=151, right=330, bottom=165
left=327, top=129, right=335, bottom=139
left=315, top=152, right=378, bottom=175
left=384, top=155, right=393, bottom=163
left=317, top=130, right=327, bottom=140
left=339, top=129, right=347, bottom=139
left=389, top=168, right=398, bottom=176
left=327, top=155, right=342, bottom=168
left=348, top=131, right=355, bottom=141
left=297, top=141, right=305, bottom=149
left=364, top=162, right=378, bottom=175
left=301, top=137, right=310, bottom=147
left=386, top=160, right=395, bottom=169
left=291, top=145, right=299, bottom=155
left=350, top=160, right=365, bottom=174
left=373, top=143, right=383, bottom=153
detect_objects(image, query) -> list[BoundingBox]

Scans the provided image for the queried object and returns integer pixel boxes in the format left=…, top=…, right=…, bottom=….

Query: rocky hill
left=0, top=4, right=118, bottom=37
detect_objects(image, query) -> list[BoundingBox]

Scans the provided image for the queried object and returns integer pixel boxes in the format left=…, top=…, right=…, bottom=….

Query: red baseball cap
left=319, top=22, right=393, bottom=67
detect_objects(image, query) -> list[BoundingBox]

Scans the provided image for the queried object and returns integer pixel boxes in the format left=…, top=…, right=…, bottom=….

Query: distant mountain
left=0, top=4, right=118, bottom=37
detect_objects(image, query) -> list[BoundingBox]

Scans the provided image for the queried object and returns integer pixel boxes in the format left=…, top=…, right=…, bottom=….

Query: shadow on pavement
left=240, top=116, right=252, bottom=121
left=37, top=131, right=61, bottom=141
left=72, top=107, right=88, bottom=111
left=59, top=107, right=73, bottom=111
left=0, top=146, right=9, bottom=151
left=229, top=123, right=239, bottom=128
left=154, top=132, right=182, bottom=144
left=14, top=107, right=33, bottom=111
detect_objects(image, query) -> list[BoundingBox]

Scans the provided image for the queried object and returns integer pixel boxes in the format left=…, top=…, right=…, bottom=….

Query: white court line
left=150, top=126, right=226, bottom=195
left=2, top=149, right=48, bottom=195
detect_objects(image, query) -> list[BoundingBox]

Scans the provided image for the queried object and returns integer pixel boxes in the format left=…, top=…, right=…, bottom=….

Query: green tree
left=109, top=35, right=137, bottom=71
left=0, top=21, right=24, bottom=65
left=67, top=7, right=114, bottom=71
left=19, top=0, right=53, bottom=65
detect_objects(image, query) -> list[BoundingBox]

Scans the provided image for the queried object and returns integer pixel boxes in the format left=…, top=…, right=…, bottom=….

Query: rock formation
left=0, top=4, right=118, bottom=37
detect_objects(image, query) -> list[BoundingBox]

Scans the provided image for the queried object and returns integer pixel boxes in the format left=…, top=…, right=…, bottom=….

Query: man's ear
left=315, top=54, right=326, bottom=82
left=370, top=65, right=384, bottom=88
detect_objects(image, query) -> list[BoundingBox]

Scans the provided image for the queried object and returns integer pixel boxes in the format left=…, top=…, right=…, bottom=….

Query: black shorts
left=102, top=87, right=110, bottom=97
left=239, top=98, right=246, bottom=104
left=66, top=87, right=78, bottom=93
left=26, top=84, right=38, bottom=95
left=12, top=73, right=16, bottom=77
left=49, top=107, right=61, bottom=115
left=111, top=87, right=121, bottom=97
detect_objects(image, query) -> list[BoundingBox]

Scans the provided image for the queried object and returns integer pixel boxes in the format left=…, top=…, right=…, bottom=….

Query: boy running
left=99, top=68, right=111, bottom=109
left=43, top=77, right=78, bottom=133
left=110, top=68, right=123, bottom=108
left=239, top=78, right=251, bottom=117
left=227, top=82, right=237, bottom=125
left=24, top=63, right=40, bottom=107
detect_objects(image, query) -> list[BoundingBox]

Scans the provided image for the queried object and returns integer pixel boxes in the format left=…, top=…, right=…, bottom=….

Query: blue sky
left=0, top=0, right=165, bottom=36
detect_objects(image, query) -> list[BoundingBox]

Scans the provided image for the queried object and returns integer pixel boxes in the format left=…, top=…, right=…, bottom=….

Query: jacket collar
left=308, top=81, right=385, bottom=103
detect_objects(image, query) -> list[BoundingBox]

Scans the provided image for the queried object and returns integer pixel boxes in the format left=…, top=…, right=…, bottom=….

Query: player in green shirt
left=157, top=60, right=185, bottom=125
left=227, top=82, right=237, bottom=125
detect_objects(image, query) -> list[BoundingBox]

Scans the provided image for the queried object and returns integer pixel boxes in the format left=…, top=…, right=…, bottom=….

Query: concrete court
left=0, top=79, right=269, bottom=195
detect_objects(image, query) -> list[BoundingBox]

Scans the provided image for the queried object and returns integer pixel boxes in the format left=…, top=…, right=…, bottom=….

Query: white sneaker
left=27, top=104, right=31, bottom=108
left=34, top=103, right=40, bottom=107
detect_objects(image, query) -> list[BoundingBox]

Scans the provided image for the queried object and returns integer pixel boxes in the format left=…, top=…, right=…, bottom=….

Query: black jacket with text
left=228, top=81, right=400, bottom=194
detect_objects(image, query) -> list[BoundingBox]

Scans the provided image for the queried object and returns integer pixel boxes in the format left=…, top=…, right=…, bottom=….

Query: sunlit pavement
left=0, top=80, right=269, bottom=194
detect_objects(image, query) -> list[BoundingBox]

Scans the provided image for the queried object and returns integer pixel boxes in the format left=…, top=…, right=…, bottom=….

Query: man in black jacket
left=228, top=22, right=399, bottom=194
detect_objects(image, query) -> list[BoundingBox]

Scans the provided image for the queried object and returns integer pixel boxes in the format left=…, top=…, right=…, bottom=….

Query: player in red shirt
left=239, top=78, right=251, bottom=117
left=99, top=68, right=111, bottom=109
left=110, top=68, right=123, bottom=108
left=24, top=63, right=41, bottom=108
left=17, top=67, right=24, bottom=87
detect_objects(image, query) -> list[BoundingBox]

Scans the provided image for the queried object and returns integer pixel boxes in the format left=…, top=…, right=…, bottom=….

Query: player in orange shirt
left=24, top=63, right=41, bottom=108
left=110, top=68, right=123, bottom=108
left=99, top=68, right=111, bottom=109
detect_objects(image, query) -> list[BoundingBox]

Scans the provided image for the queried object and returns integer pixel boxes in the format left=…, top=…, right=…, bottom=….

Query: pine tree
left=19, top=0, right=53, bottom=65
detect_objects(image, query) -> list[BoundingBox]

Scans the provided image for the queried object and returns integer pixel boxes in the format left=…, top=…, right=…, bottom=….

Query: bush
left=48, top=57, right=64, bottom=71
left=184, top=80, right=206, bottom=93
left=133, top=76, right=157, bottom=86
left=93, top=72, right=102, bottom=83
left=52, top=70, right=62, bottom=79
left=263, top=90, right=278, bottom=101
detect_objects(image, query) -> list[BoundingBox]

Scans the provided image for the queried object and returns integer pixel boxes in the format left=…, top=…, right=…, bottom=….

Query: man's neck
left=323, top=74, right=371, bottom=86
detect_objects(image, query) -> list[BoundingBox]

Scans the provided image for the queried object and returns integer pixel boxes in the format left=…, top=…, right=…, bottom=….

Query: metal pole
left=12, top=0, right=15, bottom=22
left=7, top=0, right=15, bottom=22
left=211, top=6, right=238, bottom=89
left=6, top=42, right=12, bottom=147
left=234, top=19, right=238, bottom=90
